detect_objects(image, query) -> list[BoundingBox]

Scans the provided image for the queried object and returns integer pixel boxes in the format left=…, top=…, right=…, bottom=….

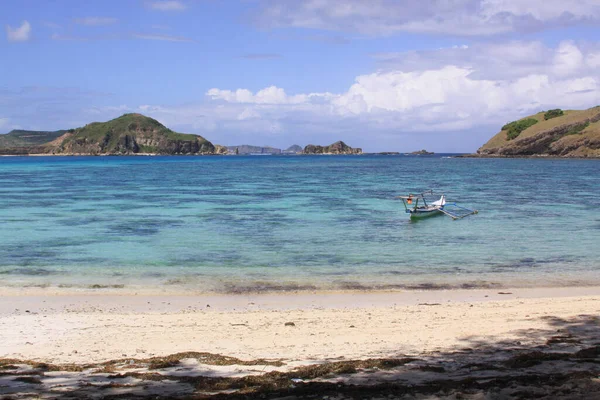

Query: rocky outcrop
left=302, top=141, right=362, bottom=155
left=477, top=107, right=600, bottom=158
left=213, top=145, right=229, bottom=155
left=409, top=149, right=434, bottom=155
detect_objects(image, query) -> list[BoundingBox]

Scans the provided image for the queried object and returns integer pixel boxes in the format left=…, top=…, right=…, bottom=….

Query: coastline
left=457, top=153, right=600, bottom=159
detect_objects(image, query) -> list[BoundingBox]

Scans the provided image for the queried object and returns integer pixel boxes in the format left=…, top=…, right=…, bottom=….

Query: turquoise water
left=0, top=155, right=598, bottom=293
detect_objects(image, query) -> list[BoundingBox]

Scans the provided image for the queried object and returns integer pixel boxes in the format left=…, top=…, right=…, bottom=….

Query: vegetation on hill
left=55, top=113, right=216, bottom=155
left=0, top=129, right=67, bottom=148
left=502, top=118, right=538, bottom=140
left=544, top=109, right=564, bottom=120
left=477, top=106, right=600, bottom=157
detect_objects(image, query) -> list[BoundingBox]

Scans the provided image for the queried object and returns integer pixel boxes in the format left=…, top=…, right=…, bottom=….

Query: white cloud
left=74, top=17, right=118, bottom=26
left=206, top=86, right=320, bottom=105
left=373, top=40, right=600, bottom=81
left=6, top=21, right=31, bottom=42
left=552, top=41, right=584, bottom=77
left=198, top=40, right=600, bottom=135
left=148, top=1, right=186, bottom=11
left=254, top=0, right=600, bottom=36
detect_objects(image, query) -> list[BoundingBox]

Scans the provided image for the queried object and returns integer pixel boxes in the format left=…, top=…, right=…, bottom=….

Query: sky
left=1, top=0, right=600, bottom=152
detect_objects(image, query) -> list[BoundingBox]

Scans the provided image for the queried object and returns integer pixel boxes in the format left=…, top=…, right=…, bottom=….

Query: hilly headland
left=477, top=106, right=600, bottom=158
left=0, top=113, right=225, bottom=156
left=0, top=114, right=363, bottom=156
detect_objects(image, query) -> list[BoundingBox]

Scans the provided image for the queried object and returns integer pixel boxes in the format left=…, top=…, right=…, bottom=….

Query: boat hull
left=408, top=208, right=443, bottom=219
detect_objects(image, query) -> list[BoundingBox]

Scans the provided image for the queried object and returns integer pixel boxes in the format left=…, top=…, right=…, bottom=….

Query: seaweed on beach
left=143, top=352, right=285, bottom=369
left=2, top=315, right=600, bottom=399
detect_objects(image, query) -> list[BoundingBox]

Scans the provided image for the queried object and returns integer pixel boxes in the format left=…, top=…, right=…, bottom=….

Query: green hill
left=0, top=129, right=67, bottom=148
left=0, top=114, right=223, bottom=155
left=477, top=106, right=600, bottom=157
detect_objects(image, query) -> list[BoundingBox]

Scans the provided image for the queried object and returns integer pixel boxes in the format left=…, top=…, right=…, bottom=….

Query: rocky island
left=477, top=106, right=600, bottom=158
left=409, top=149, right=434, bottom=155
left=302, top=141, right=362, bottom=155
left=0, top=113, right=227, bottom=156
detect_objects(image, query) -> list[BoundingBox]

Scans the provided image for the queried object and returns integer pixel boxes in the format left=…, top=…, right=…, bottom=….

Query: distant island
left=409, top=149, right=434, bottom=155
left=476, top=106, right=600, bottom=158
left=0, top=114, right=366, bottom=156
left=302, top=141, right=362, bottom=155
left=226, top=144, right=303, bottom=155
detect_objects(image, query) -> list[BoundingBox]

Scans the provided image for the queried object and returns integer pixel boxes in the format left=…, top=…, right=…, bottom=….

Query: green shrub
left=564, top=122, right=589, bottom=136
left=544, top=109, right=564, bottom=120
left=502, top=118, right=538, bottom=140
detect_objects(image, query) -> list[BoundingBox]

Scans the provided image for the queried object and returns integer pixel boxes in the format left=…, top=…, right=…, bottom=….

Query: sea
left=0, top=155, right=598, bottom=293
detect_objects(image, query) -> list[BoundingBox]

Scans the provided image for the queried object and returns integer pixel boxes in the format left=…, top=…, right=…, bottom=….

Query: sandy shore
left=2, top=287, right=600, bottom=398
left=1, top=286, right=599, bottom=364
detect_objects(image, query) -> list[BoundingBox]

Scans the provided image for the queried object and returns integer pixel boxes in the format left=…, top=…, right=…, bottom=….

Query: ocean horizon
left=1, top=154, right=598, bottom=294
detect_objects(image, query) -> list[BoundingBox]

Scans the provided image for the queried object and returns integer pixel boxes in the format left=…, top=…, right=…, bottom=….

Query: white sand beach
left=1, top=286, right=599, bottom=364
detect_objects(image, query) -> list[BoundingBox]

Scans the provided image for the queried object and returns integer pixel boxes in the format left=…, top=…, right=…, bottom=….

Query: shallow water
left=0, top=155, right=598, bottom=292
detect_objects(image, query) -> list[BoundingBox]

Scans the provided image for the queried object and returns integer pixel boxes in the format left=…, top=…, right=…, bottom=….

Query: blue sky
left=2, top=0, right=600, bottom=152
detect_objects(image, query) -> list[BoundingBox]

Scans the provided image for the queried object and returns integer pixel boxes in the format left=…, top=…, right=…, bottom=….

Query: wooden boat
left=397, top=190, right=478, bottom=220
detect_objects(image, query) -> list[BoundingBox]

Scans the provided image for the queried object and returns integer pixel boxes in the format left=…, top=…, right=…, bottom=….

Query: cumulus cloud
left=206, top=86, right=332, bottom=105
left=148, top=1, right=186, bottom=11
left=253, top=0, right=600, bottom=36
left=74, top=17, right=118, bottom=26
left=373, top=40, right=600, bottom=81
left=199, top=40, right=599, bottom=135
left=6, top=21, right=31, bottom=42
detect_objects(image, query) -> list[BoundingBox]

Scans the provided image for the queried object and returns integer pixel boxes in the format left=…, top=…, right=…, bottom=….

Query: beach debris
left=284, top=322, right=296, bottom=327
left=418, top=303, right=441, bottom=306
left=206, top=304, right=210, bottom=308
left=498, top=292, right=513, bottom=295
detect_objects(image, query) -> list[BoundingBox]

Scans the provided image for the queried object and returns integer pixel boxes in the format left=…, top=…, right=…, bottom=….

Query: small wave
left=0, top=267, right=59, bottom=276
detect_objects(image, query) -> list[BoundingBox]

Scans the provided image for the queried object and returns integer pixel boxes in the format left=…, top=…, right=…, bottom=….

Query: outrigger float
left=397, top=190, right=478, bottom=220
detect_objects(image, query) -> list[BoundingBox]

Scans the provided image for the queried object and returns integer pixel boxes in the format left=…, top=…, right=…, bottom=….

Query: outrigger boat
left=397, top=190, right=478, bottom=220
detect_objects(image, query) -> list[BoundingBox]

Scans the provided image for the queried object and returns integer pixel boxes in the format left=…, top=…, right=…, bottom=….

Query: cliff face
left=303, top=141, right=362, bottom=155
left=477, top=106, right=600, bottom=158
